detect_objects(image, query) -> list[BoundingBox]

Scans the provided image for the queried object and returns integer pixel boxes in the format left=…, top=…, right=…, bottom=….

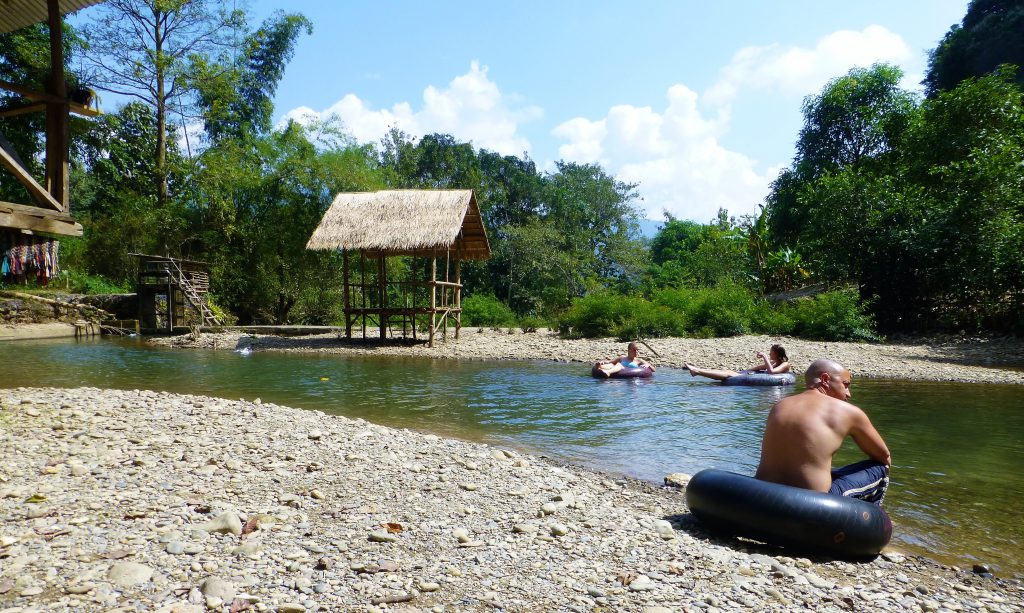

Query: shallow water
left=1, top=337, right=1022, bottom=576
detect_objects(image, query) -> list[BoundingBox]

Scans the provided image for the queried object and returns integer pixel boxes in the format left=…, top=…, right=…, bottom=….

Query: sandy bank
left=1, top=387, right=1020, bottom=612
left=154, top=329, right=1024, bottom=385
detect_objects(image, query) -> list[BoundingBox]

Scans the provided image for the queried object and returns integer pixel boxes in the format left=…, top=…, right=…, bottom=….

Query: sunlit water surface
left=1, top=337, right=1021, bottom=576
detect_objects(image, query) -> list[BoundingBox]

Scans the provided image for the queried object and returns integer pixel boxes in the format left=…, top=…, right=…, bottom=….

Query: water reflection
left=1, top=336, right=1022, bottom=576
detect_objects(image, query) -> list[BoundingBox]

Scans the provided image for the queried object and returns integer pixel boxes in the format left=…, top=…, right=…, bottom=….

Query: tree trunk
left=154, top=10, right=168, bottom=212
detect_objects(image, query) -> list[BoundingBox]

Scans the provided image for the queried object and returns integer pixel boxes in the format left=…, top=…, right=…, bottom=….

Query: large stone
left=653, top=519, right=676, bottom=540
left=107, top=561, right=154, bottom=587
left=199, top=512, right=242, bottom=536
left=199, top=576, right=236, bottom=603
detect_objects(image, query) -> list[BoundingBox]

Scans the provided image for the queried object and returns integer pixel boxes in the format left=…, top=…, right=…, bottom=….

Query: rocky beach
left=3, top=329, right=1023, bottom=611
left=155, top=328, right=1024, bottom=386
left=1, top=386, right=1022, bottom=612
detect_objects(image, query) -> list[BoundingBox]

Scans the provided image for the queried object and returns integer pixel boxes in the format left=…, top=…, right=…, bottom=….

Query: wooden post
left=45, top=0, right=69, bottom=211
left=443, top=249, right=450, bottom=340
left=378, top=255, right=386, bottom=340
left=342, top=249, right=351, bottom=339
left=429, top=252, right=437, bottom=347
left=360, top=251, right=366, bottom=340
left=454, top=254, right=462, bottom=339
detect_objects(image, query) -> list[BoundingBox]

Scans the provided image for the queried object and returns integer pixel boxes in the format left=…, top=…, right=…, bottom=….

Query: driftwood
left=637, top=339, right=661, bottom=358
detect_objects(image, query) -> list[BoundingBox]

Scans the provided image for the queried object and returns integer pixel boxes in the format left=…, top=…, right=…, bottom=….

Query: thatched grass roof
left=1, top=0, right=104, bottom=34
left=306, top=189, right=491, bottom=259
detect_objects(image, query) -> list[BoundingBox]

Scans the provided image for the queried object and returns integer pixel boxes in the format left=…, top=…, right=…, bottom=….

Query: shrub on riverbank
left=462, top=293, right=517, bottom=327
left=558, top=285, right=878, bottom=341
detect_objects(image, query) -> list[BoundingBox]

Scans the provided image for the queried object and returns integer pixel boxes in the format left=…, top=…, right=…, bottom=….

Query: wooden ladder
left=167, top=259, right=220, bottom=326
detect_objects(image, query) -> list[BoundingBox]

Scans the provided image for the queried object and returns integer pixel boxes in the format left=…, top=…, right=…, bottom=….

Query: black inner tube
left=685, top=469, right=892, bottom=557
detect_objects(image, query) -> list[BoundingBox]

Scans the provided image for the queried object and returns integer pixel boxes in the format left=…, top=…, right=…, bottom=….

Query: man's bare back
left=755, top=359, right=890, bottom=493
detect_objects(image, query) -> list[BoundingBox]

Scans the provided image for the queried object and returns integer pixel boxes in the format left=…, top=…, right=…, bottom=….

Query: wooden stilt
left=342, top=249, right=351, bottom=339
left=455, top=255, right=462, bottom=339
left=429, top=253, right=437, bottom=348
left=360, top=251, right=366, bottom=340
left=378, top=256, right=386, bottom=340
left=45, top=0, right=68, bottom=211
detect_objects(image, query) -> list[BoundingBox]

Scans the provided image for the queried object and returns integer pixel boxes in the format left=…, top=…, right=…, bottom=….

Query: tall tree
left=193, top=11, right=312, bottom=143
left=795, top=63, right=917, bottom=177
left=80, top=0, right=241, bottom=208
left=924, top=0, right=1024, bottom=97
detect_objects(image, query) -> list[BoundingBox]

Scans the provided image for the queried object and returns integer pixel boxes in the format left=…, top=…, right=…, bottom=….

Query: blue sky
left=89, top=1, right=972, bottom=222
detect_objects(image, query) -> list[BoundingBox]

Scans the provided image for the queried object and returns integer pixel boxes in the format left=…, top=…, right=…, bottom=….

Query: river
left=1, top=336, right=1021, bottom=576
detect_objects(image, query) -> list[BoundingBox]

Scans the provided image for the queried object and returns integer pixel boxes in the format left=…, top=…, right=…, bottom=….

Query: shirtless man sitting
left=755, top=358, right=891, bottom=505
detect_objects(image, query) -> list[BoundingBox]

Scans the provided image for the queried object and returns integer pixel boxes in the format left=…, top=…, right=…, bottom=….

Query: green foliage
left=613, top=300, right=687, bottom=341
left=54, top=270, right=128, bottom=295
left=645, top=215, right=746, bottom=290
left=195, top=12, right=313, bottom=143
left=925, top=0, right=1024, bottom=96
left=557, top=284, right=878, bottom=341
left=558, top=291, right=642, bottom=339
left=788, top=289, right=879, bottom=342
left=462, top=293, right=517, bottom=327
left=748, top=301, right=797, bottom=336
left=796, top=64, right=917, bottom=175
left=655, top=283, right=755, bottom=337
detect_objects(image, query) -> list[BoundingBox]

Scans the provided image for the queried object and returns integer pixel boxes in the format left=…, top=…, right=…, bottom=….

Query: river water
left=1, top=337, right=1021, bottom=576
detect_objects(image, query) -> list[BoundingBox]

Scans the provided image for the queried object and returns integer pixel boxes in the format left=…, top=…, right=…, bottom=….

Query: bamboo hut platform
left=306, top=189, right=491, bottom=347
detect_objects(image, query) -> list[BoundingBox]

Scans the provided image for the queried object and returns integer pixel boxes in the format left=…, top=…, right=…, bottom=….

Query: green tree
left=924, top=0, right=1024, bottom=97
left=899, top=68, right=1024, bottom=330
left=795, top=63, right=917, bottom=177
left=80, top=0, right=241, bottom=207
left=543, top=161, right=646, bottom=291
left=193, top=12, right=312, bottom=144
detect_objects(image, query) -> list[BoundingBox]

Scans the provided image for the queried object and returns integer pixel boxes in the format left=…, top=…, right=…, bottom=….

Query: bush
left=517, top=314, right=550, bottom=332
left=559, top=292, right=643, bottom=338
left=654, top=283, right=756, bottom=337
left=54, top=270, right=127, bottom=295
left=790, top=289, right=879, bottom=341
left=462, top=293, right=517, bottom=327
left=613, top=300, right=687, bottom=341
left=748, top=301, right=797, bottom=336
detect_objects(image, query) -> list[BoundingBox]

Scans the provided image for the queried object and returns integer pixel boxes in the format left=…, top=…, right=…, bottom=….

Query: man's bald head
left=805, top=359, right=846, bottom=387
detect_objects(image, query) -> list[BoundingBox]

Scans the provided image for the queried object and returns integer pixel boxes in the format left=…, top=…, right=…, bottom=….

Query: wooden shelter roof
left=0, top=0, right=104, bottom=34
left=307, top=189, right=491, bottom=260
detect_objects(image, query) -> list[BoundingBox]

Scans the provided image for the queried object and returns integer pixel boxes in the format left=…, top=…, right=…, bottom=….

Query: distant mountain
left=637, top=218, right=663, bottom=239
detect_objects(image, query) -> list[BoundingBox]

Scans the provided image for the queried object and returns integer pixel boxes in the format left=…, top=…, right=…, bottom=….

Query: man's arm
left=849, top=408, right=891, bottom=466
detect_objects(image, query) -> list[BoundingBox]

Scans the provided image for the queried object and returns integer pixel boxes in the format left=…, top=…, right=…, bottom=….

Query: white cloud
left=278, top=61, right=541, bottom=156
left=705, top=25, right=916, bottom=107
left=553, top=25, right=916, bottom=222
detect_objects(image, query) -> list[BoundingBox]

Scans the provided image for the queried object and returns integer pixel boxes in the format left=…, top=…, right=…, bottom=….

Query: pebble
left=200, top=512, right=242, bottom=536
left=166, top=541, right=186, bottom=555
left=368, top=531, right=398, bottom=543
left=107, top=561, right=154, bottom=587
left=1, top=386, right=1020, bottom=613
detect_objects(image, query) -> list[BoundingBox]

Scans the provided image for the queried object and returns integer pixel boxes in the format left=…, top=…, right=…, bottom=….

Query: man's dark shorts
left=829, top=460, right=889, bottom=506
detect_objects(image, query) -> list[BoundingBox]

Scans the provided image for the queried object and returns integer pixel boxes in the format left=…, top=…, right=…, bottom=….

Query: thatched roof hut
left=306, top=189, right=490, bottom=259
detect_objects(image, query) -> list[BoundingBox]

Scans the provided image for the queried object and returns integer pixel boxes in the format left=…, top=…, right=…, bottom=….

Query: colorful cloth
left=0, top=231, right=60, bottom=283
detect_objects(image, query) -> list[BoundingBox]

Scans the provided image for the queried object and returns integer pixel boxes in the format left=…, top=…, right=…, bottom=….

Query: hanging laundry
left=0, top=230, right=61, bottom=284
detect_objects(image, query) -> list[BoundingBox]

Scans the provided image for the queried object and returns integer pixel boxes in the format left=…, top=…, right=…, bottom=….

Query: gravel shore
left=154, top=329, right=1024, bottom=385
left=2, top=386, right=1021, bottom=612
